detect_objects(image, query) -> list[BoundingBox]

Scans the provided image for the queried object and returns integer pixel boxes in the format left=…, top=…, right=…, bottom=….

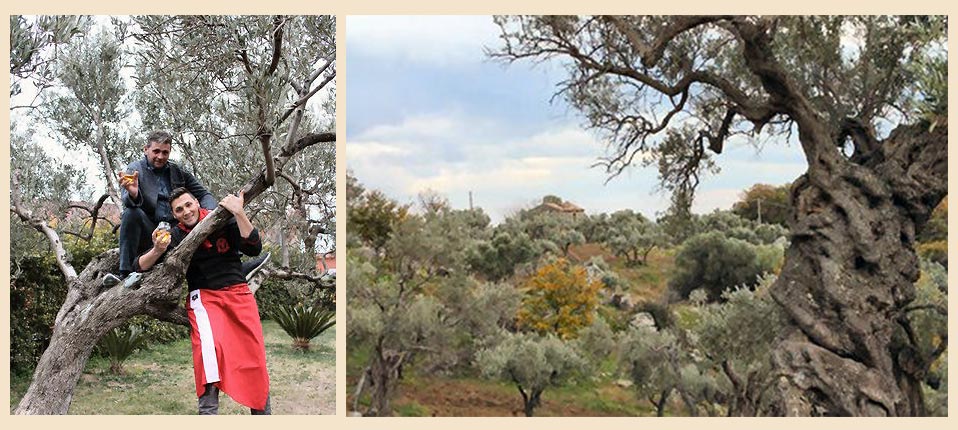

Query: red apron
left=186, top=283, right=270, bottom=410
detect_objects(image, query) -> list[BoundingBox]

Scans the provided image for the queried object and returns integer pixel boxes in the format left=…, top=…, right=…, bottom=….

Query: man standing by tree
left=136, top=187, right=271, bottom=414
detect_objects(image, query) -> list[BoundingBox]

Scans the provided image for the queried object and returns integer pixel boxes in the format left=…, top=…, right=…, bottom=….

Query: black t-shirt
left=135, top=212, right=262, bottom=291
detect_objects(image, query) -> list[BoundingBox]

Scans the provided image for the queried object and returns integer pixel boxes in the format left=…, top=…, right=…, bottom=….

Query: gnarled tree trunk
left=769, top=122, right=947, bottom=416
left=366, top=345, right=405, bottom=416
left=15, top=249, right=190, bottom=414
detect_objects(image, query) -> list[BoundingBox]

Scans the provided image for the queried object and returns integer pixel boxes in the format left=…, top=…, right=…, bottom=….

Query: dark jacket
left=135, top=208, right=263, bottom=291
left=122, top=156, right=217, bottom=223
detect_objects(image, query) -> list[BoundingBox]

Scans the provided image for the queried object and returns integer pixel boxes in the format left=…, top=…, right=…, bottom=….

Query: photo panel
left=344, top=15, right=948, bottom=417
left=9, top=14, right=337, bottom=415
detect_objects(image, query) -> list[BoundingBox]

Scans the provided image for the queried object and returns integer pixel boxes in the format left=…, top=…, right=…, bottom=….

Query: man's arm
left=220, top=192, right=262, bottom=256
left=220, top=192, right=253, bottom=238
left=120, top=162, right=143, bottom=208
left=135, top=227, right=173, bottom=271
left=181, top=168, right=218, bottom=210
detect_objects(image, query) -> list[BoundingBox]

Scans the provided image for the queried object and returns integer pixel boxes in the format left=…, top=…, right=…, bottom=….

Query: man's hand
left=221, top=191, right=254, bottom=238
left=152, top=226, right=171, bottom=252
left=138, top=225, right=171, bottom=271
left=220, top=191, right=246, bottom=216
left=118, top=170, right=139, bottom=198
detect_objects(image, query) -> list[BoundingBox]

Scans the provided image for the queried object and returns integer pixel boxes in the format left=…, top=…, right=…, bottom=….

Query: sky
left=345, top=16, right=808, bottom=224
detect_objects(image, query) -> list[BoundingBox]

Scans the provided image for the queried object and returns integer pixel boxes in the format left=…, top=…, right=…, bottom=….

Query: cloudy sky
left=346, top=16, right=808, bottom=223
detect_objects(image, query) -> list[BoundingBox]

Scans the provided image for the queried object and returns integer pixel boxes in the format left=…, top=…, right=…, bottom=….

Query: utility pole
left=469, top=191, right=474, bottom=210
left=757, top=198, right=763, bottom=224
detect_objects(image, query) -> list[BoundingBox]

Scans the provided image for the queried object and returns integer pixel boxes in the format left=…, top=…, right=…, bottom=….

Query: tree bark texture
left=769, top=122, right=947, bottom=416
left=367, top=345, right=404, bottom=416
left=522, top=388, right=542, bottom=417
left=14, top=133, right=334, bottom=415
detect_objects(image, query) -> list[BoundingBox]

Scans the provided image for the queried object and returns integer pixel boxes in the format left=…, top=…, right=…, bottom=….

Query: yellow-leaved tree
left=516, top=258, right=601, bottom=339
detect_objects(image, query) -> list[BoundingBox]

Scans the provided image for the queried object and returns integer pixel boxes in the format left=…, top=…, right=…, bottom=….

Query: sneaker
left=122, top=272, right=143, bottom=289
left=102, top=273, right=122, bottom=287
left=243, top=252, right=271, bottom=281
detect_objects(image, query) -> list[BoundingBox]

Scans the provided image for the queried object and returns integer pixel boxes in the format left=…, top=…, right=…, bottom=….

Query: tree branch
left=605, top=15, right=731, bottom=68
left=265, top=268, right=335, bottom=289
left=236, top=48, right=254, bottom=74
left=265, top=15, right=285, bottom=77
left=274, top=68, right=336, bottom=130
left=10, top=173, right=78, bottom=282
left=63, top=193, right=112, bottom=241
left=258, top=132, right=276, bottom=187
left=840, top=118, right=880, bottom=163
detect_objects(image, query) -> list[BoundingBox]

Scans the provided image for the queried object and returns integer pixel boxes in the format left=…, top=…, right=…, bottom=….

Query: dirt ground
left=349, top=374, right=643, bottom=417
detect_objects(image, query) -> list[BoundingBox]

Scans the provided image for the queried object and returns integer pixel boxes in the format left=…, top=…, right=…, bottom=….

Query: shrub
left=96, top=326, right=148, bottom=375
left=256, top=277, right=297, bottom=320
left=634, top=300, right=675, bottom=330
left=596, top=305, right=631, bottom=333
left=271, top=303, right=336, bottom=350
left=668, top=231, right=774, bottom=302
left=916, top=197, right=947, bottom=243
left=10, top=227, right=121, bottom=375
left=917, top=240, right=947, bottom=268
left=10, top=252, right=69, bottom=375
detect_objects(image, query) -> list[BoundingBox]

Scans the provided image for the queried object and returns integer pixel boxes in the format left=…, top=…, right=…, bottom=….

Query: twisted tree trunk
left=14, top=133, right=334, bottom=415
left=366, top=345, right=405, bottom=416
left=769, top=122, right=947, bottom=416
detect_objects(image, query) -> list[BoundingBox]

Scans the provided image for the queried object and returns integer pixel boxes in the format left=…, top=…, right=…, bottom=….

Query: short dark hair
left=170, top=187, right=193, bottom=205
left=146, top=131, right=173, bottom=147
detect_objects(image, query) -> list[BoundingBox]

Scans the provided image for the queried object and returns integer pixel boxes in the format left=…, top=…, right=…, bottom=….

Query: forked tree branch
left=10, top=173, right=78, bottom=281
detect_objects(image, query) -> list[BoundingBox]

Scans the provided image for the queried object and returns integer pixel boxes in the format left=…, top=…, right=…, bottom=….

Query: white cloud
left=347, top=16, right=501, bottom=67
left=358, top=113, right=464, bottom=140
left=349, top=112, right=622, bottom=222
left=348, top=111, right=802, bottom=223
left=406, top=155, right=597, bottom=194
left=346, top=140, right=411, bottom=159
left=719, top=160, right=806, bottom=181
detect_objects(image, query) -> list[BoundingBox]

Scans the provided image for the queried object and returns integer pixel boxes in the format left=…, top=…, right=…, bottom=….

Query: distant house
left=531, top=196, right=585, bottom=219
left=316, top=252, right=336, bottom=275
left=52, top=200, right=122, bottom=230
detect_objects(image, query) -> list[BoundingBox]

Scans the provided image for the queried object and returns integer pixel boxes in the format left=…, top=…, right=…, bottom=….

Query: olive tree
left=602, top=209, right=666, bottom=266
left=10, top=15, right=336, bottom=414
left=476, top=331, right=585, bottom=417
left=619, top=326, right=716, bottom=416
left=669, top=231, right=774, bottom=301
left=347, top=195, right=496, bottom=416
left=692, top=275, right=788, bottom=416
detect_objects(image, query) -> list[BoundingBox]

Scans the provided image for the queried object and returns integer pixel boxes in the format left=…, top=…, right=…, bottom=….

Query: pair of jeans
left=118, top=207, right=159, bottom=275
left=198, top=383, right=271, bottom=415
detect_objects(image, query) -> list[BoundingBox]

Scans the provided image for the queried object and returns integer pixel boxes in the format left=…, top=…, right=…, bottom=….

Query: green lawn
left=11, top=320, right=335, bottom=415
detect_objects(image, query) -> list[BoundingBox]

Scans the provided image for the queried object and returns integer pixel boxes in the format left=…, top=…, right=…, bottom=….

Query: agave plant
left=271, top=304, right=335, bottom=351
left=96, top=326, right=147, bottom=375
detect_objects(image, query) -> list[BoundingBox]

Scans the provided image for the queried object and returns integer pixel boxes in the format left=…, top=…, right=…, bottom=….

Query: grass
left=386, top=371, right=653, bottom=417
left=611, top=247, right=675, bottom=304
left=569, top=243, right=676, bottom=304
left=11, top=320, right=335, bottom=415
